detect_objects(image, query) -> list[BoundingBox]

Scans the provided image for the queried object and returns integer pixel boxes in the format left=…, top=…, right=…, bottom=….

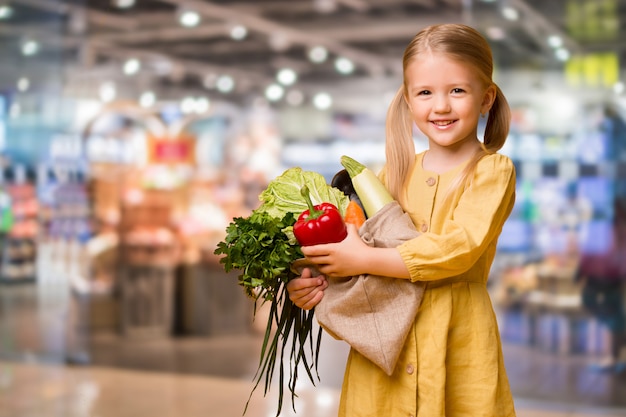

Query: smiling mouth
left=431, top=120, right=455, bottom=126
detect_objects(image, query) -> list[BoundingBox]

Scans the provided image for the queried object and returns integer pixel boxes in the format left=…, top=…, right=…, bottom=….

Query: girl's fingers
left=301, top=244, right=332, bottom=257
left=301, top=290, right=324, bottom=310
left=287, top=276, right=326, bottom=293
left=300, top=267, right=313, bottom=279
left=286, top=267, right=328, bottom=309
left=299, top=284, right=326, bottom=310
left=287, top=272, right=328, bottom=309
left=290, top=278, right=328, bottom=297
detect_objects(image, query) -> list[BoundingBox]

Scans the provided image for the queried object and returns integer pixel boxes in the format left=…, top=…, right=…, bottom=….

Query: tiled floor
left=1, top=357, right=626, bottom=417
left=2, top=328, right=626, bottom=417
left=2, top=273, right=626, bottom=416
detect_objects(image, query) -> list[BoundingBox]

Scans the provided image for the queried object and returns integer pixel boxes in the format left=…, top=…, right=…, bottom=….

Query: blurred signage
left=565, top=53, right=619, bottom=87
left=566, top=0, right=618, bottom=41
left=565, top=0, right=619, bottom=88
left=148, top=135, right=196, bottom=165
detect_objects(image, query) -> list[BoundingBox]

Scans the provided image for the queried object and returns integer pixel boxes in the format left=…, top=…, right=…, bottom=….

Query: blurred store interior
left=1, top=0, right=626, bottom=416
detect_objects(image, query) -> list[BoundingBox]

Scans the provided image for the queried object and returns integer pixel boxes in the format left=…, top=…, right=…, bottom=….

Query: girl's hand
left=287, top=267, right=328, bottom=310
left=301, top=224, right=372, bottom=278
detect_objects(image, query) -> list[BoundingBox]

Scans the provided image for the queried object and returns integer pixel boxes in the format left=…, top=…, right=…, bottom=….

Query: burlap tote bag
left=314, top=201, right=425, bottom=375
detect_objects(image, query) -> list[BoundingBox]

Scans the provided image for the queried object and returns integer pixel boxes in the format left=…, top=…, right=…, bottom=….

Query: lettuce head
left=257, top=167, right=349, bottom=220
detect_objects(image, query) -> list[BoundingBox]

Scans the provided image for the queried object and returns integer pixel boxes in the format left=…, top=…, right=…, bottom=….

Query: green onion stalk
left=214, top=210, right=323, bottom=416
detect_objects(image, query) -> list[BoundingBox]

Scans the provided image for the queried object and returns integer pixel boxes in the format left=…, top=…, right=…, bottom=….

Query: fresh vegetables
left=331, top=168, right=367, bottom=228
left=293, top=185, right=347, bottom=246
left=213, top=167, right=349, bottom=416
left=216, top=211, right=302, bottom=299
left=344, top=200, right=367, bottom=228
left=331, top=169, right=364, bottom=210
left=341, top=155, right=394, bottom=218
left=256, top=167, right=348, bottom=220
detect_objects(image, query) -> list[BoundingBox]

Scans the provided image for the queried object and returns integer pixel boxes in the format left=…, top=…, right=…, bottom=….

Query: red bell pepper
left=293, top=185, right=347, bottom=246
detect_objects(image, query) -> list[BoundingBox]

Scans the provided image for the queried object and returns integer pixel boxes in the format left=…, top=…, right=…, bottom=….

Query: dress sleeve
left=397, top=154, right=516, bottom=282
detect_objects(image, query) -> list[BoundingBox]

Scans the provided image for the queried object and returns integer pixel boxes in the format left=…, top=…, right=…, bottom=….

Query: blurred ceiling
left=1, top=0, right=624, bottom=103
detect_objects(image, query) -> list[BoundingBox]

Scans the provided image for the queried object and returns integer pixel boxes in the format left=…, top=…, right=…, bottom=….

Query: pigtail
left=482, top=85, right=511, bottom=153
left=385, top=86, right=415, bottom=205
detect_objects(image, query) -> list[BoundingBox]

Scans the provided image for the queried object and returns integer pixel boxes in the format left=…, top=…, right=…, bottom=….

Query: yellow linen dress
left=338, top=152, right=517, bottom=417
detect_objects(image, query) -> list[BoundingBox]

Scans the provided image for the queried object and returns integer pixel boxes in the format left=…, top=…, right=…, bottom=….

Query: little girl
left=288, top=23, right=517, bottom=416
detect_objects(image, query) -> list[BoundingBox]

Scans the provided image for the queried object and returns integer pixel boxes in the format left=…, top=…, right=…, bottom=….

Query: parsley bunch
left=217, top=211, right=301, bottom=299
left=214, top=210, right=322, bottom=416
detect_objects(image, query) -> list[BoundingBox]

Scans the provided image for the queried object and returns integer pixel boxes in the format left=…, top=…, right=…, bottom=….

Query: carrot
left=344, top=200, right=366, bottom=228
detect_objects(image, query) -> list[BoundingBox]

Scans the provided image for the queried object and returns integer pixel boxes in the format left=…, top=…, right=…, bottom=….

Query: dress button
left=426, top=177, right=436, bottom=186
left=421, top=223, right=428, bottom=233
left=406, top=364, right=415, bottom=375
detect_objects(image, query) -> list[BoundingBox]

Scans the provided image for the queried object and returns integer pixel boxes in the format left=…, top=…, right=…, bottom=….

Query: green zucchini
left=340, top=155, right=394, bottom=218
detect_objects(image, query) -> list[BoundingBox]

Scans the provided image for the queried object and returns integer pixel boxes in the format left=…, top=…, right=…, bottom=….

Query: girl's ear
left=402, top=91, right=411, bottom=111
left=480, top=84, right=497, bottom=115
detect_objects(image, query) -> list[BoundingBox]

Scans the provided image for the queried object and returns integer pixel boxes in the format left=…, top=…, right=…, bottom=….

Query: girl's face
left=404, top=51, right=495, bottom=154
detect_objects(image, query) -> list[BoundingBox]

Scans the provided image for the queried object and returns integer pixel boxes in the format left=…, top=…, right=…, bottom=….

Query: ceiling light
left=501, top=7, right=519, bottom=21
left=276, top=68, right=297, bottom=86
left=180, top=96, right=210, bottom=114
left=555, top=48, right=570, bottom=61
left=179, top=10, right=201, bottom=27
left=112, top=0, right=135, bottom=8
left=308, top=46, right=328, bottom=63
left=180, top=97, right=196, bottom=114
left=334, top=57, right=355, bottom=75
left=123, top=58, right=141, bottom=75
left=0, top=5, right=13, bottom=19
left=216, top=75, right=235, bottom=93
left=230, top=25, right=247, bottom=40
left=547, top=35, right=562, bottom=48
left=99, top=82, right=116, bottom=102
left=17, top=77, right=29, bottom=92
left=139, top=91, right=155, bottom=107
left=195, top=97, right=210, bottom=113
left=313, top=92, right=332, bottom=110
left=21, top=40, right=39, bottom=56
left=265, top=84, right=285, bottom=102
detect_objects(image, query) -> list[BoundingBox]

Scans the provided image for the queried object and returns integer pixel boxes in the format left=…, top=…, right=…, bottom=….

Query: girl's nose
left=433, top=94, right=451, bottom=113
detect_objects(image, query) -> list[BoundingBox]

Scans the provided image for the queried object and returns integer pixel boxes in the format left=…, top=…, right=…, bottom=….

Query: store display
left=0, top=166, right=38, bottom=283
left=63, top=101, right=253, bottom=340
left=495, top=106, right=626, bottom=359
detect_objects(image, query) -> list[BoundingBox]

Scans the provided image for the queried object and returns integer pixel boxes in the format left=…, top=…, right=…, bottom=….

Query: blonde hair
left=385, top=23, right=511, bottom=205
